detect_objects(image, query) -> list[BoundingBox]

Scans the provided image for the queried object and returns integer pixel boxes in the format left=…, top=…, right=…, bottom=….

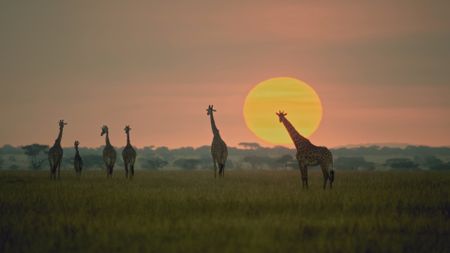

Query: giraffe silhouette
left=207, top=105, right=228, bottom=178
left=48, top=120, right=67, bottom=180
left=122, top=125, right=136, bottom=179
left=74, top=140, right=83, bottom=177
left=101, top=125, right=116, bottom=177
left=276, top=111, right=334, bottom=189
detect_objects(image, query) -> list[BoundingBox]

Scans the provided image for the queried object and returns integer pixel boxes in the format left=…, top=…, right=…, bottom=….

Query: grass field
left=0, top=170, right=449, bottom=253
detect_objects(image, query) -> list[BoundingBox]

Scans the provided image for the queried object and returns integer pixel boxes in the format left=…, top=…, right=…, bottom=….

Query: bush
left=9, top=164, right=19, bottom=170
left=430, top=162, right=450, bottom=171
left=140, top=157, right=168, bottom=170
left=385, top=158, right=419, bottom=170
left=335, top=156, right=375, bottom=170
left=173, top=158, right=201, bottom=170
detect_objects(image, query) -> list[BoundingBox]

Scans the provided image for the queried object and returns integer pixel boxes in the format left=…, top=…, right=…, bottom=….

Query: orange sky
left=1, top=1, right=449, bottom=148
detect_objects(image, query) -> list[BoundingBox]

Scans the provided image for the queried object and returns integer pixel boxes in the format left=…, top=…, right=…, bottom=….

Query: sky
left=1, top=1, right=449, bottom=148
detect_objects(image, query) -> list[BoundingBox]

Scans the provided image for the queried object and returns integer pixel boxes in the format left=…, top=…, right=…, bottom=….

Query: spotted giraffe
left=48, top=120, right=67, bottom=180
left=122, top=125, right=136, bottom=179
left=74, top=140, right=83, bottom=177
left=276, top=111, right=334, bottom=189
left=101, top=125, right=116, bottom=177
left=207, top=105, right=228, bottom=178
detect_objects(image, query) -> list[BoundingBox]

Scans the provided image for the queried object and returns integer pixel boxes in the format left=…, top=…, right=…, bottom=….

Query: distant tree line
left=1, top=143, right=449, bottom=171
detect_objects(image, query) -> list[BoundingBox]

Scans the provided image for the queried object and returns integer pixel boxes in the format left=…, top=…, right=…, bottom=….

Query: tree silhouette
left=238, top=142, right=262, bottom=150
left=22, top=144, right=49, bottom=170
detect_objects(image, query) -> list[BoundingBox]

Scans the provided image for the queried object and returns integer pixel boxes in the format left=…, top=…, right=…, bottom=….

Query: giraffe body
left=101, top=126, right=116, bottom=177
left=277, top=111, right=334, bottom=189
left=74, top=141, right=83, bottom=176
left=207, top=105, right=228, bottom=178
left=122, top=125, right=136, bottom=179
left=211, top=135, right=228, bottom=177
left=48, top=120, right=67, bottom=179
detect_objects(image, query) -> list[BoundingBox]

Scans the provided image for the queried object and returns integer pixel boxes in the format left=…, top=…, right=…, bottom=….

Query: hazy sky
left=1, top=1, right=449, bottom=148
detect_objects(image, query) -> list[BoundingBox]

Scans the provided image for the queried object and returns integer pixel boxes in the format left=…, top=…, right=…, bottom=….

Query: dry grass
left=0, top=170, right=449, bottom=252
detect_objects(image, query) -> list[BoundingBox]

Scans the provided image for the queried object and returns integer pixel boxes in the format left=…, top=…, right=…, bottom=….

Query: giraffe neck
left=126, top=132, right=131, bottom=146
left=281, top=117, right=311, bottom=150
left=105, top=132, right=111, bottom=146
left=55, top=127, right=63, bottom=146
left=209, top=113, right=220, bottom=137
left=75, top=146, right=79, bottom=155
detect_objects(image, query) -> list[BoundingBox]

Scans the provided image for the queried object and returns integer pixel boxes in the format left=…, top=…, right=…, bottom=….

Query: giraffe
left=276, top=111, right=334, bottom=189
left=74, top=140, right=83, bottom=177
left=206, top=105, right=228, bottom=178
left=122, top=125, right=136, bottom=179
left=101, top=125, right=116, bottom=177
left=48, top=120, right=67, bottom=179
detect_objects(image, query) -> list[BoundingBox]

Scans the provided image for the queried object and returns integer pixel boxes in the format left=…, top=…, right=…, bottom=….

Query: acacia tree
left=238, top=142, right=262, bottom=150
left=22, top=144, right=49, bottom=170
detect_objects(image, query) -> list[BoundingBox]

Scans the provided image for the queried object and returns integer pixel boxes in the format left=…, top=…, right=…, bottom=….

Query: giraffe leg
left=321, top=164, right=329, bottom=190
left=213, top=159, right=218, bottom=178
left=304, top=166, right=309, bottom=189
left=298, top=161, right=307, bottom=189
left=49, top=159, right=53, bottom=180
left=329, top=169, right=334, bottom=189
left=130, top=164, right=134, bottom=179
left=219, top=163, right=224, bottom=178
left=124, top=163, right=129, bottom=179
left=57, top=159, right=61, bottom=180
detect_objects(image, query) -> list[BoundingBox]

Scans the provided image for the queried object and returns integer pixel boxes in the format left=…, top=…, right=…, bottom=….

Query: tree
left=238, top=142, right=262, bottom=150
left=140, top=157, right=168, bottom=170
left=82, top=154, right=104, bottom=169
left=273, top=154, right=294, bottom=169
left=242, top=156, right=273, bottom=169
left=173, top=158, right=201, bottom=170
left=414, top=155, right=443, bottom=169
left=385, top=158, right=419, bottom=170
left=335, top=157, right=375, bottom=170
left=155, top=146, right=174, bottom=161
left=22, top=144, right=49, bottom=170
left=430, top=162, right=450, bottom=171
left=0, top=145, right=23, bottom=155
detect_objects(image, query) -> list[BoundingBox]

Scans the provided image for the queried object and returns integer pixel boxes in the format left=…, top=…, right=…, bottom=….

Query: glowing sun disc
left=243, top=77, right=323, bottom=145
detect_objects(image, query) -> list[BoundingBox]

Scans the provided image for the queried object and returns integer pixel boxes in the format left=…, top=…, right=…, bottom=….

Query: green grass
left=0, top=170, right=449, bottom=253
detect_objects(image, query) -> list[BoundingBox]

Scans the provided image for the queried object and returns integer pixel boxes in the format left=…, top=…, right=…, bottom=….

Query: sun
left=243, top=77, right=323, bottom=145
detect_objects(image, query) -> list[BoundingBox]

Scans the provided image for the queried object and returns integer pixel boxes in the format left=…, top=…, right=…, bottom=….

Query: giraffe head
left=276, top=110, right=287, bottom=122
left=59, top=120, right=67, bottom=129
left=101, top=125, right=109, bottom=136
left=124, top=125, right=131, bottom=134
left=74, top=140, right=80, bottom=148
left=206, top=105, right=216, bottom=116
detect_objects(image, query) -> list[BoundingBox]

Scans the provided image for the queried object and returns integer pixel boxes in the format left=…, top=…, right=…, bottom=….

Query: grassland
left=0, top=170, right=449, bottom=253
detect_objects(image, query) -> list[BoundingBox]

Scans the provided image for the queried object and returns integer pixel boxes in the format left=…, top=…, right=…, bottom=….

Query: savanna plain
left=0, top=170, right=449, bottom=253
